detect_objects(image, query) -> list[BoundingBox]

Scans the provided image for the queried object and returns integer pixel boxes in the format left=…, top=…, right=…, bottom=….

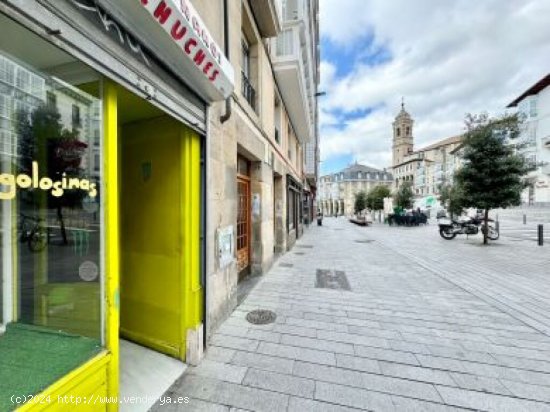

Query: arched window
left=357, top=172, right=361, bottom=179
left=406, top=127, right=410, bottom=135
left=397, top=128, right=401, bottom=137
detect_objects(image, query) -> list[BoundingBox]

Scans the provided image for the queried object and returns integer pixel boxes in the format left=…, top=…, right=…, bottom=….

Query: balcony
left=272, top=25, right=312, bottom=144
left=241, top=71, right=256, bottom=111
left=250, top=0, right=281, bottom=38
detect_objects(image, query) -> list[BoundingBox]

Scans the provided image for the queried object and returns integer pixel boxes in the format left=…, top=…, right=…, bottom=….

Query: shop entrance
left=118, top=87, right=184, bottom=358
left=236, top=156, right=251, bottom=280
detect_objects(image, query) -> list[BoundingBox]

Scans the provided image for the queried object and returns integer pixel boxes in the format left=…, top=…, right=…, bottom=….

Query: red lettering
left=153, top=1, right=172, bottom=25
left=193, top=49, right=207, bottom=66
left=209, top=70, right=219, bottom=82
left=171, top=20, right=187, bottom=40
left=202, top=61, right=213, bottom=74
left=184, top=38, right=197, bottom=54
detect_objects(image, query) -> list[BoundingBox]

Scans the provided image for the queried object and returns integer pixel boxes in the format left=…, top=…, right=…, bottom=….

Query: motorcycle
left=438, top=215, right=499, bottom=240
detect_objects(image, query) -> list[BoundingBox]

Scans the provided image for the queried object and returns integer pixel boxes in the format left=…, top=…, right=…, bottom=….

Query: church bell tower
left=392, top=99, right=414, bottom=167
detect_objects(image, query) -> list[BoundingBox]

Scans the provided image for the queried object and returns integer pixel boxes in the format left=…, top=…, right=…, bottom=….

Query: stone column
left=250, top=161, right=274, bottom=275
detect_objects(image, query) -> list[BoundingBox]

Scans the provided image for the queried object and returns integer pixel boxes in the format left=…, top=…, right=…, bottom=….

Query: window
left=406, top=127, right=410, bottom=135
left=0, top=49, right=102, bottom=339
left=397, top=127, right=400, bottom=137
left=241, top=37, right=255, bottom=110
left=46, top=91, right=56, bottom=108
left=72, top=104, right=81, bottom=128
left=288, top=190, right=295, bottom=230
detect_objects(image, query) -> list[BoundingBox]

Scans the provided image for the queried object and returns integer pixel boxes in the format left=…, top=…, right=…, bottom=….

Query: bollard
left=523, top=214, right=527, bottom=225
left=538, top=224, right=544, bottom=246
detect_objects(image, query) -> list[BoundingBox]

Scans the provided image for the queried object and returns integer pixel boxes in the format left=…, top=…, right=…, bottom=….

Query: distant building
left=390, top=103, right=463, bottom=196
left=318, top=163, right=393, bottom=216
left=507, top=73, right=550, bottom=205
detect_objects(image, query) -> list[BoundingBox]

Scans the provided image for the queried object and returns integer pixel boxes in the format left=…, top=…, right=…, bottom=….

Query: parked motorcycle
left=438, top=215, right=499, bottom=240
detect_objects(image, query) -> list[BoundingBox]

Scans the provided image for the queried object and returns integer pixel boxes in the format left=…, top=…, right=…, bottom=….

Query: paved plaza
left=155, top=217, right=550, bottom=411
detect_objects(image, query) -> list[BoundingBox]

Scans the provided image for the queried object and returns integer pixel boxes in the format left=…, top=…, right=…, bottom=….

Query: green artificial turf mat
left=0, top=323, right=102, bottom=411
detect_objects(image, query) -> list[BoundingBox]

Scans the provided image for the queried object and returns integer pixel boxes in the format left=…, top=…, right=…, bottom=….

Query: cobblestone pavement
left=154, top=218, right=550, bottom=411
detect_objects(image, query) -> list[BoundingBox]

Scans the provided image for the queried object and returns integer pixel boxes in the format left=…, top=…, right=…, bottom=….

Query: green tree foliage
left=438, top=182, right=464, bottom=218
left=354, top=190, right=367, bottom=215
left=394, top=182, right=414, bottom=209
left=367, top=185, right=391, bottom=211
left=454, top=113, right=534, bottom=244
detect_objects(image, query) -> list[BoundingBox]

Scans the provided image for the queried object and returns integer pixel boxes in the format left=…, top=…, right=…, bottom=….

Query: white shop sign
left=97, top=0, right=234, bottom=102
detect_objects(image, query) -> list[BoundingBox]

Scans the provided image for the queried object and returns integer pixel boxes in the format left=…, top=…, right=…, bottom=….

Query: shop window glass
left=0, top=50, right=102, bottom=340
left=288, top=190, right=295, bottom=230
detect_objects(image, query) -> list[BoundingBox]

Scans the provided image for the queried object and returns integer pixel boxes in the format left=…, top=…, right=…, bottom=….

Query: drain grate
left=355, top=239, right=374, bottom=243
left=246, top=309, right=277, bottom=325
left=280, top=263, right=294, bottom=268
left=296, top=244, right=314, bottom=249
left=295, top=252, right=305, bottom=255
left=316, top=269, right=351, bottom=291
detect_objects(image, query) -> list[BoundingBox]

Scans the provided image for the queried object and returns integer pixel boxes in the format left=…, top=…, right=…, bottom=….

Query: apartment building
left=507, top=74, right=550, bottom=205
left=318, top=163, right=393, bottom=216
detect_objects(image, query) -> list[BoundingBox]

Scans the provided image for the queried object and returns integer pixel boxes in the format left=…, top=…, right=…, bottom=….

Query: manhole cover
left=280, top=263, right=293, bottom=268
left=355, top=239, right=374, bottom=243
left=246, top=309, right=277, bottom=325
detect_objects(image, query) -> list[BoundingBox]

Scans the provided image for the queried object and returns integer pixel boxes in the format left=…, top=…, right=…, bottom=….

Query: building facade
left=318, top=163, right=393, bottom=216
left=0, top=0, right=319, bottom=409
left=202, top=0, right=319, bottom=340
left=507, top=74, right=550, bottom=205
left=391, top=104, right=463, bottom=197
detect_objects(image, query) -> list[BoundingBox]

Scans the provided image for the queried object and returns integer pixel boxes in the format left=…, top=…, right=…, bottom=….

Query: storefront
left=0, top=0, right=233, bottom=410
left=286, top=175, right=302, bottom=249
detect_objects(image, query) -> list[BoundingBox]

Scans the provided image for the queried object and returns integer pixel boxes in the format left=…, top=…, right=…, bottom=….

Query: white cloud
left=319, top=0, right=550, bottom=171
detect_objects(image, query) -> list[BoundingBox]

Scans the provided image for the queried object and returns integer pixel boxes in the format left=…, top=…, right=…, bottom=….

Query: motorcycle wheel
left=439, top=227, right=456, bottom=240
left=487, top=226, right=500, bottom=240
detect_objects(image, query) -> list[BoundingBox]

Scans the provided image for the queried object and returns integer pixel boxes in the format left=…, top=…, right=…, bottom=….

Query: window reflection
left=0, top=51, right=101, bottom=339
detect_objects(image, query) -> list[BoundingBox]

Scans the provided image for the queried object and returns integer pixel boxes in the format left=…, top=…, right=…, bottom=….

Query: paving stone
left=317, top=329, right=391, bottom=348
left=288, top=397, right=362, bottom=412
left=151, top=396, right=230, bottom=412
left=206, top=346, right=237, bottom=363
left=449, top=372, right=513, bottom=395
left=170, top=375, right=289, bottom=412
left=189, top=360, right=248, bottom=384
left=347, top=324, right=403, bottom=340
left=243, top=368, right=315, bottom=398
left=500, top=379, right=550, bottom=403
left=272, top=323, right=318, bottom=338
left=391, top=396, right=468, bottom=412
left=280, top=334, right=355, bottom=355
left=335, top=354, right=381, bottom=374
left=231, top=351, right=295, bottom=375
left=210, top=335, right=260, bottom=352
left=354, top=344, right=420, bottom=365
left=245, top=329, right=281, bottom=343
left=378, top=361, right=456, bottom=386
left=315, top=381, right=396, bottom=411
left=435, top=385, right=550, bottom=412
left=285, top=316, right=348, bottom=332
left=257, top=342, right=336, bottom=365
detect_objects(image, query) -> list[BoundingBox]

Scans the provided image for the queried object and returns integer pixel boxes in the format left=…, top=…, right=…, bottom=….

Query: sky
left=318, top=0, right=550, bottom=175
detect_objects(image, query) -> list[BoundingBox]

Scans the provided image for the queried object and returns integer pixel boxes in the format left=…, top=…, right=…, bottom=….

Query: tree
left=354, top=190, right=367, bottom=215
left=394, top=182, right=414, bottom=209
left=367, top=185, right=391, bottom=211
left=454, top=113, right=534, bottom=244
left=438, top=182, right=464, bottom=218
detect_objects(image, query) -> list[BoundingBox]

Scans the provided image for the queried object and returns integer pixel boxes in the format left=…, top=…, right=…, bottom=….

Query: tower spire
left=401, top=96, right=405, bottom=110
